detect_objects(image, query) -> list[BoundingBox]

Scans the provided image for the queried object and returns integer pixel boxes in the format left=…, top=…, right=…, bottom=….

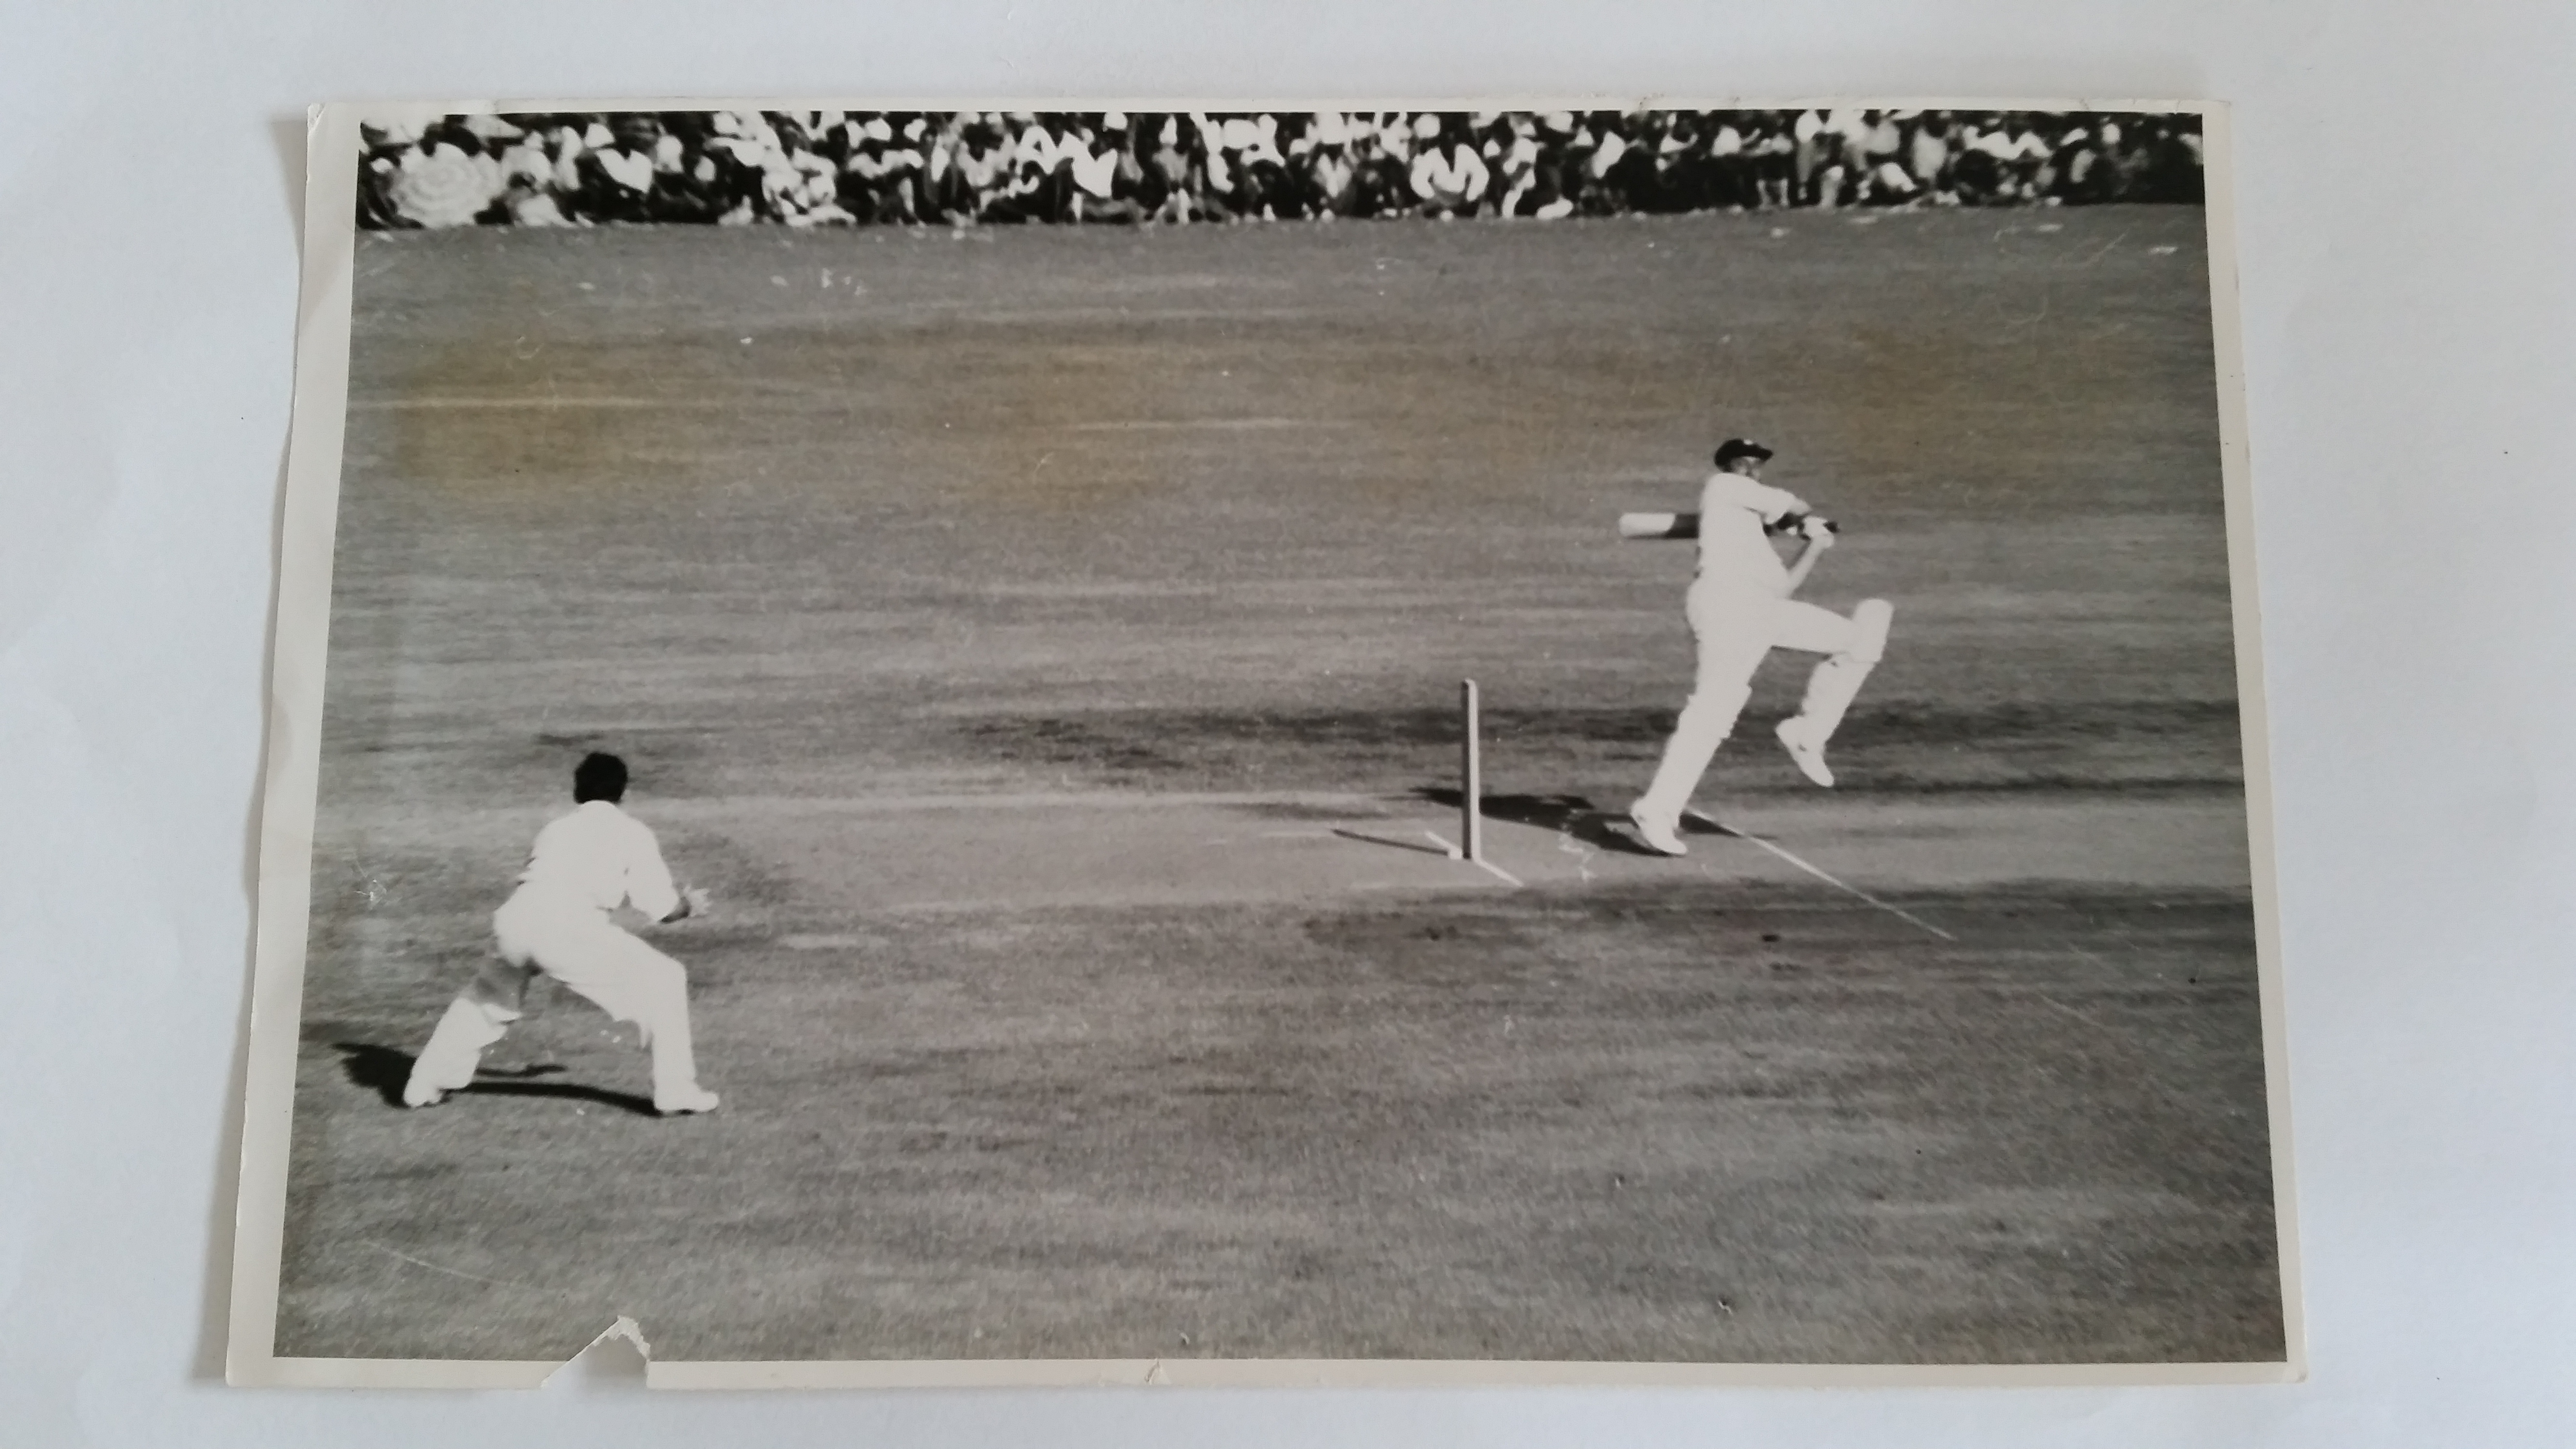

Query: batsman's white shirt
left=1637, top=471, right=1889, bottom=827
left=1693, top=470, right=1807, bottom=596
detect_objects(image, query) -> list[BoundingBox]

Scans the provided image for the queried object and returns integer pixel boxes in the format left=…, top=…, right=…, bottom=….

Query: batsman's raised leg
left=1773, top=597, right=1893, bottom=788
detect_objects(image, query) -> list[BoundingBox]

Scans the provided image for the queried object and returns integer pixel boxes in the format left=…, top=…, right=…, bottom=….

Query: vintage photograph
left=237, top=100, right=2288, bottom=1381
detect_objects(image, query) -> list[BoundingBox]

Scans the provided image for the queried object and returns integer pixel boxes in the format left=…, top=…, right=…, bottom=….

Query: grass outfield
left=276, top=207, right=2279, bottom=1365
left=285, top=879, right=2273, bottom=1364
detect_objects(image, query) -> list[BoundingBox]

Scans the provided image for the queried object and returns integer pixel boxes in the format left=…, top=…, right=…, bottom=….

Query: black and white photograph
left=230, top=98, right=2290, bottom=1385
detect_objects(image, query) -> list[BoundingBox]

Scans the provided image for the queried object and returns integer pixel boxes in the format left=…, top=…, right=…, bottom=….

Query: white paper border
left=227, top=95, right=2297, bottom=1391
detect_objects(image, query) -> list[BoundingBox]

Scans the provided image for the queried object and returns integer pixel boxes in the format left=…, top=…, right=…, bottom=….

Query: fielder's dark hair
left=573, top=752, right=628, bottom=804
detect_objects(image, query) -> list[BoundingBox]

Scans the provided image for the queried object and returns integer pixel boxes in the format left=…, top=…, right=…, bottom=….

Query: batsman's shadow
left=1407, top=788, right=1672, bottom=857
left=331, top=1042, right=660, bottom=1117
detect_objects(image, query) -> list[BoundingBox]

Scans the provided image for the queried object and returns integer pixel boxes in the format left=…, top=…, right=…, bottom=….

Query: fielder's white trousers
left=405, top=893, right=707, bottom=1111
left=1635, top=581, right=1892, bottom=827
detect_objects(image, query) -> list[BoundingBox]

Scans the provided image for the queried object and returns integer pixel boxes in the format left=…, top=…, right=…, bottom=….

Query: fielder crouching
left=402, top=752, right=721, bottom=1116
left=1629, top=437, right=1894, bottom=856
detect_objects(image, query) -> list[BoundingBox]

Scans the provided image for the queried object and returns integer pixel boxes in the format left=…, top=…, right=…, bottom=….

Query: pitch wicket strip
left=1682, top=808, right=1954, bottom=941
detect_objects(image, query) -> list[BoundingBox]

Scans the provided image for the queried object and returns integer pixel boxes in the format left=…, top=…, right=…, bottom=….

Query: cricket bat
left=1619, top=512, right=1699, bottom=540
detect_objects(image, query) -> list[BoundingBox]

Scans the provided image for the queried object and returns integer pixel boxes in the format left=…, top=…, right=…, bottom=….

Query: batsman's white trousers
left=1636, top=582, right=1892, bottom=826
left=405, top=893, right=706, bottom=1111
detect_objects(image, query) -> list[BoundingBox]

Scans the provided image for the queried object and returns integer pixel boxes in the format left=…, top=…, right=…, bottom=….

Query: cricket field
left=274, top=206, right=2282, bottom=1365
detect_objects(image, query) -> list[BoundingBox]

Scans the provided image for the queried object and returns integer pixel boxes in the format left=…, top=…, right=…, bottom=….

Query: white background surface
left=3, top=1, right=2570, bottom=1444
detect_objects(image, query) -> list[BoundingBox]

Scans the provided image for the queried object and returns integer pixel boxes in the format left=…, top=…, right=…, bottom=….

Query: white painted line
left=1424, top=829, right=1521, bottom=886
left=654, top=790, right=1394, bottom=818
left=1687, top=812, right=1954, bottom=941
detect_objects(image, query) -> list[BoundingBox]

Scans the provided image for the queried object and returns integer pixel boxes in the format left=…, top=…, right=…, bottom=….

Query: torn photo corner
left=227, top=97, right=2297, bottom=1389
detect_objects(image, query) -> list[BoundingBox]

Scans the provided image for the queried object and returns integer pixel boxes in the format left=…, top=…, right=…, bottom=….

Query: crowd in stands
left=359, top=108, right=2206, bottom=230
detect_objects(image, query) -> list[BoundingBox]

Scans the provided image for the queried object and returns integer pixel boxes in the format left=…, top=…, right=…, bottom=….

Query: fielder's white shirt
left=1695, top=471, right=1807, bottom=596
left=512, top=801, right=682, bottom=922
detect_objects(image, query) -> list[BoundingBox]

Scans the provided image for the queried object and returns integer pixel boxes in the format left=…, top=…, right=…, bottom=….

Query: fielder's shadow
left=331, top=1043, right=660, bottom=1117
left=1408, top=788, right=1675, bottom=857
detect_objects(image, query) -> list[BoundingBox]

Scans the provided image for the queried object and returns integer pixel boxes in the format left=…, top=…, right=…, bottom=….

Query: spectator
left=2001, top=113, right=2054, bottom=200
left=1866, top=155, right=1921, bottom=206
left=1596, top=110, right=1658, bottom=213
left=357, top=121, right=415, bottom=227
left=2141, top=119, right=2206, bottom=202
left=1790, top=109, right=1827, bottom=205
left=1522, top=112, right=1580, bottom=219
left=1492, top=114, right=1544, bottom=216
left=1855, top=110, right=1905, bottom=203
left=358, top=106, right=2208, bottom=231
left=701, top=111, right=780, bottom=222
left=1747, top=115, right=1797, bottom=209
left=937, top=116, right=1012, bottom=223
left=1651, top=113, right=1706, bottom=213
left=1699, top=114, right=1752, bottom=211
left=763, top=118, right=850, bottom=225
left=1409, top=114, right=1490, bottom=217
left=1065, top=114, right=1145, bottom=224
left=496, top=124, right=558, bottom=195
left=1225, top=113, right=1293, bottom=219
left=1179, top=113, right=1235, bottom=222
left=841, top=117, right=923, bottom=223
left=502, top=175, right=577, bottom=226
left=1304, top=113, right=1363, bottom=218
left=1351, top=118, right=1414, bottom=218
left=1952, top=116, right=2019, bottom=204
left=1142, top=115, right=1197, bottom=224
left=1908, top=112, right=1958, bottom=201
left=986, top=113, right=1066, bottom=223
left=386, top=121, right=505, bottom=228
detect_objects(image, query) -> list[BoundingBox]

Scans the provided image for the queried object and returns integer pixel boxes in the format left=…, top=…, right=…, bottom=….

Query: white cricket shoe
left=657, top=1088, right=722, bottom=1117
left=402, top=1079, right=446, bottom=1109
left=1627, top=805, right=1689, bottom=857
left=1776, top=718, right=1835, bottom=788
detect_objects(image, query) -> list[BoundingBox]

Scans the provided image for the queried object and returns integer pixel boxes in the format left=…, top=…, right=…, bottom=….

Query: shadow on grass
left=331, top=1043, right=660, bottom=1117
left=1408, top=787, right=1670, bottom=856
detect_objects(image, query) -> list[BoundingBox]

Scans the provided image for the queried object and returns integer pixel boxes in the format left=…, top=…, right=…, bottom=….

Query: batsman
left=1623, top=437, right=1894, bottom=856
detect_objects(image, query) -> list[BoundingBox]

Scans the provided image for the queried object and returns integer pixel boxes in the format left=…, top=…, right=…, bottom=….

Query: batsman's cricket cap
left=1714, top=437, right=1774, bottom=465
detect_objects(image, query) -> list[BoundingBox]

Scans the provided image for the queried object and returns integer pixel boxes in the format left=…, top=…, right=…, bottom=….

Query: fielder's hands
left=1798, top=514, right=1838, bottom=545
left=663, top=886, right=712, bottom=922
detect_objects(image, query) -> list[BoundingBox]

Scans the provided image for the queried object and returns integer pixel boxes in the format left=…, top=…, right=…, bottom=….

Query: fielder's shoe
left=656, top=1088, right=722, bottom=1117
left=1626, top=805, right=1689, bottom=857
left=401, top=1079, right=446, bottom=1109
left=1775, top=718, right=1836, bottom=788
